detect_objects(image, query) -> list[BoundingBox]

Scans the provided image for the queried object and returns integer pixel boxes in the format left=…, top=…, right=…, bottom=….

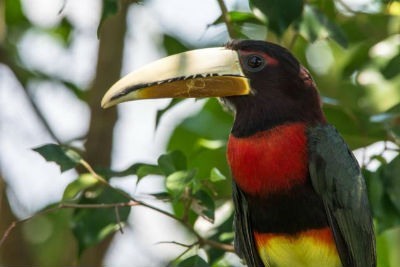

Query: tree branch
left=1, top=157, right=235, bottom=254
left=216, top=0, right=236, bottom=39
left=0, top=47, right=62, bottom=143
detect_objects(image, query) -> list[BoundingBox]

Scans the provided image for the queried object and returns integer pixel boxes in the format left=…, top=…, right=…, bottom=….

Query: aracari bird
left=102, top=40, right=376, bottom=267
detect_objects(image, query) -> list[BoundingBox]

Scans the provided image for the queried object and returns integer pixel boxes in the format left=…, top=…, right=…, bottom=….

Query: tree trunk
left=80, top=1, right=130, bottom=266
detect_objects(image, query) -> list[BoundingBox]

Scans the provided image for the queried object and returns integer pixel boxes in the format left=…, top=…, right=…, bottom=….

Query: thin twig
left=200, top=237, right=235, bottom=252
left=58, top=201, right=139, bottom=209
left=58, top=0, right=67, bottom=14
left=156, top=240, right=199, bottom=248
left=26, top=91, right=62, bottom=143
left=115, top=206, right=124, bottom=234
left=216, top=0, right=236, bottom=39
left=0, top=222, right=17, bottom=247
left=0, top=206, right=60, bottom=246
left=79, top=159, right=109, bottom=185
left=170, top=241, right=201, bottom=265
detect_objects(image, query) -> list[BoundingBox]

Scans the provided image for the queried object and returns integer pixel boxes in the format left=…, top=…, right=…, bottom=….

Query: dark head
left=101, top=39, right=325, bottom=137
left=223, top=40, right=325, bottom=137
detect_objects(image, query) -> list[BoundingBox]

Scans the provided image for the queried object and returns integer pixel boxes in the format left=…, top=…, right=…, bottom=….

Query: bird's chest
left=227, top=123, right=309, bottom=195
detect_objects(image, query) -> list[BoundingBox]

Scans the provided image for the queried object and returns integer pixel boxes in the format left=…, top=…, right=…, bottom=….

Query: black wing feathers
left=232, top=182, right=265, bottom=267
left=308, top=124, right=376, bottom=267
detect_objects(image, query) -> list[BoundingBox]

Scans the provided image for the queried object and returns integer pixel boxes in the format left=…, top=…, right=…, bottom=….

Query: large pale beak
left=101, top=47, right=250, bottom=108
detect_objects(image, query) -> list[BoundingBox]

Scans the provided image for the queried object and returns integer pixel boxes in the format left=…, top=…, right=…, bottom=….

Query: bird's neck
left=230, top=97, right=326, bottom=137
left=231, top=109, right=291, bottom=137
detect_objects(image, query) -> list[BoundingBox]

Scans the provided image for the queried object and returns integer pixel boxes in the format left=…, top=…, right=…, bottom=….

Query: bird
left=101, top=39, right=376, bottom=267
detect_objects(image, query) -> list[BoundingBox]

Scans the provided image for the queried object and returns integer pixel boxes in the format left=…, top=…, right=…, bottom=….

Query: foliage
left=1, top=0, right=400, bottom=266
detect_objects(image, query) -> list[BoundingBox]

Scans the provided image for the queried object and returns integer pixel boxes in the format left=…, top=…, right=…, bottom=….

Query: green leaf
left=364, top=169, right=384, bottom=218
left=136, top=164, right=163, bottom=185
left=342, top=43, right=372, bottom=77
left=136, top=164, right=163, bottom=179
left=211, top=11, right=264, bottom=26
left=365, top=164, right=400, bottom=233
left=158, top=151, right=187, bottom=176
left=110, top=163, right=144, bottom=177
left=210, top=168, right=227, bottom=182
left=196, top=139, right=226, bottom=150
left=341, top=14, right=391, bottom=43
left=371, top=104, right=400, bottom=142
left=149, top=192, right=170, bottom=201
left=250, top=0, right=304, bottom=36
left=162, top=34, right=189, bottom=55
left=376, top=231, right=392, bottom=267
left=51, top=18, right=73, bottom=46
left=310, top=0, right=336, bottom=19
left=168, top=99, right=232, bottom=144
left=166, top=170, right=196, bottom=198
left=192, top=190, right=215, bottom=222
left=323, top=105, right=385, bottom=149
left=381, top=155, right=400, bottom=213
left=370, top=155, right=387, bottom=166
left=98, top=162, right=160, bottom=180
left=381, top=54, right=400, bottom=80
left=63, top=174, right=99, bottom=200
left=71, top=187, right=130, bottom=254
left=229, top=11, right=265, bottom=25
left=170, top=199, right=198, bottom=225
left=155, top=99, right=182, bottom=129
left=176, top=255, right=210, bottom=267
left=376, top=194, right=400, bottom=233
left=60, top=80, right=86, bottom=100
left=33, top=144, right=81, bottom=172
left=168, top=99, right=233, bottom=197
left=14, top=68, right=86, bottom=101
left=5, top=0, right=30, bottom=28
left=298, top=6, right=348, bottom=48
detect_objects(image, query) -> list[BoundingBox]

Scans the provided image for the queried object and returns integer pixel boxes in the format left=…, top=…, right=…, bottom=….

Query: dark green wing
left=232, top=182, right=264, bottom=267
left=308, top=124, right=376, bottom=267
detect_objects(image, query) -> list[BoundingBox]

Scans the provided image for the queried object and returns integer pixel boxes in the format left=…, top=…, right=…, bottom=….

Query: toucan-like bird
left=102, top=40, right=376, bottom=267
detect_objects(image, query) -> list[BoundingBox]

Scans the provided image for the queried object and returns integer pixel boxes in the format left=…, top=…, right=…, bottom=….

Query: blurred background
left=0, top=0, right=399, bottom=266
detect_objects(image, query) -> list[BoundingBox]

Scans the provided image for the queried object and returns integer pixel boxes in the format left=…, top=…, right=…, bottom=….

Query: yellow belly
left=254, top=228, right=341, bottom=267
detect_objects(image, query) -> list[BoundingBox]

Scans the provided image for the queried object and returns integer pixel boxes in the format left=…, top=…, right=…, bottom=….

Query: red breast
left=227, top=123, right=308, bottom=195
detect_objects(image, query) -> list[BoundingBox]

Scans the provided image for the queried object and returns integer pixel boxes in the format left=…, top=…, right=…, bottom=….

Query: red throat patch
left=227, top=123, right=308, bottom=195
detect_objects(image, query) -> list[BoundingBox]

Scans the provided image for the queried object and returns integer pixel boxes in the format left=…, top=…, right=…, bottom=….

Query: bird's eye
left=245, top=55, right=266, bottom=72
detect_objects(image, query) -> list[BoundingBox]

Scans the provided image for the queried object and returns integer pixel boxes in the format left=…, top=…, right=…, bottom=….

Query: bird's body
left=102, top=39, right=376, bottom=267
left=228, top=123, right=341, bottom=267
